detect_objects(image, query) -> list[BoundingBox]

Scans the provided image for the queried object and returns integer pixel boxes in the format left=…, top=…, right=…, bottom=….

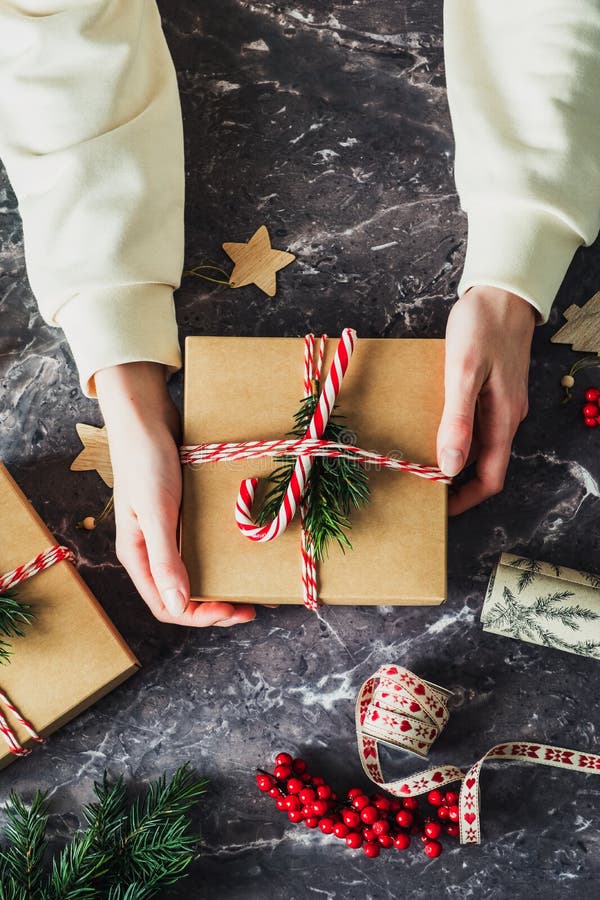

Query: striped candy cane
left=234, top=328, right=356, bottom=546
left=0, top=543, right=74, bottom=756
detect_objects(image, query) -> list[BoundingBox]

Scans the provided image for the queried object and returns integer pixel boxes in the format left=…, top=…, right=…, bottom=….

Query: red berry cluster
left=256, top=752, right=460, bottom=859
left=582, top=387, right=600, bottom=427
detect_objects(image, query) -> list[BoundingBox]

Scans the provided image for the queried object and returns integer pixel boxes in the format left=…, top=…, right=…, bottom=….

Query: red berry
left=268, top=787, right=279, bottom=799
left=347, top=788, right=364, bottom=800
left=585, top=388, right=600, bottom=402
left=276, top=797, right=287, bottom=811
left=390, top=798, right=403, bottom=812
left=312, top=800, right=329, bottom=817
left=275, top=752, right=293, bottom=768
left=304, top=816, right=319, bottom=829
left=288, top=809, right=304, bottom=823
left=421, top=833, right=430, bottom=844
left=319, top=817, right=336, bottom=834
left=312, top=776, right=325, bottom=786
left=363, top=841, right=380, bottom=858
left=301, top=772, right=312, bottom=782
left=444, top=791, right=459, bottom=806
left=274, top=765, right=292, bottom=781
left=446, top=824, right=460, bottom=837
left=353, top=795, right=370, bottom=811
left=395, top=810, right=413, bottom=829
left=437, top=805, right=450, bottom=820
left=285, top=795, right=301, bottom=811
left=301, top=806, right=312, bottom=818
left=424, top=822, right=443, bottom=839
left=256, top=774, right=274, bottom=792
left=583, top=403, right=599, bottom=418
left=372, top=820, right=390, bottom=836
left=427, top=790, right=444, bottom=807
left=585, top=417, right=597, bottom=427
left=345, top=831, right=363, bottom=849
left=424, top=839, right=443, bottom=858
left=394, top=833, right=411, bottom=850
left=286, top=778, right=304, bottom=795
left=360, top=806, right=379, bottom=825
left=378, top=834, right=395, bottom=848
left=373, top=796, right=391, bottom=812
left=342, top=810, right=361, bottom=829
left=317, top=785, right=332, bottom=800
left=333, top=822, right=349, bottom=839
left=292, top=758, right=307, bottom=774
left=362, top=827, right=377, bottom=842
left=299, top=788, right=317, bottom=805
left=402, top=797, right=419, bottom=811
left=447, top=805, right=459, bottom=823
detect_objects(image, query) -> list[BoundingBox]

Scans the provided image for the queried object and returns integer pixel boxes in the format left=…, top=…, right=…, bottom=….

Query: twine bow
left=0, top=543, right=75, bottom=756
left=180, top=329, right=451, bottom=609
left=357, top=665, right=600, bottom=844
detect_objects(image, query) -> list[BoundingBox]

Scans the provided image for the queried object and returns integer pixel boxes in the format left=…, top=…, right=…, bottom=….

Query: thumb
left=139, top=500, right=190, bottom=617
left=437, top=367, right=482, bottom=478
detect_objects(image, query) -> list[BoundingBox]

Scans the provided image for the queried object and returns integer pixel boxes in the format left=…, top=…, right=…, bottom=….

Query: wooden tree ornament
left=551, top=291, right=600, bottom=354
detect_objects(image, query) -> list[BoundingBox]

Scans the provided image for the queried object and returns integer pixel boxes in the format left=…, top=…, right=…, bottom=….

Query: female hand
left=437, top=286, right=537, bottom=515
left=95, top=362, right=256, bottom=627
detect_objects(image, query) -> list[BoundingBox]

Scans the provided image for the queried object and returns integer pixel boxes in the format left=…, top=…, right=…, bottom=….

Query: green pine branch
left=0, top=766, right=206, bottom=899
left=256, top=390, right=370, bottom=561
left=0, top=591, right=34, bottom=664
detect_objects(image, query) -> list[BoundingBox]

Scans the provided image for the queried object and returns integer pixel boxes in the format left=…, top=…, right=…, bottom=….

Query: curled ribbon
left=180, top=329, right=451, bottom=610
left=0, top=543, right=75, bottom=755
left=356, top=665, right=600, bottom=844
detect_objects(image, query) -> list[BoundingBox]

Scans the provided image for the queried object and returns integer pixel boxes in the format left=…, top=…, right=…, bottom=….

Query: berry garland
left=581, top=386, right=600, bottom=427
left=256, top=752, right=458, bottom=860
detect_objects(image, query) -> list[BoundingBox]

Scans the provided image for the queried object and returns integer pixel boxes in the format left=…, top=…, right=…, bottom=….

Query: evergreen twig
left=0, top=591, right=34, bottom=664
left=256, top=389, right=370, bottom=560
left=0, top=766, right=206, bottom=899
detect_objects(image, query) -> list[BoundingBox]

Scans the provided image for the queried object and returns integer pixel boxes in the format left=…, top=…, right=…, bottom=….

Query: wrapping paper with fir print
left=481, top=552, right=600, bottom=660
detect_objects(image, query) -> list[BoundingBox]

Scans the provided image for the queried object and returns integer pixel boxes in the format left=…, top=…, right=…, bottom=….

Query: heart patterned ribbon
left=356, top=665, right=600, bottom=844
left=0, top=543, right=75, bottom=755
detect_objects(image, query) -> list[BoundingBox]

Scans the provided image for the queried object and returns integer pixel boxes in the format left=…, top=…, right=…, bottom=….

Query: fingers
left=136, top=495, right=190, bottom=616
left=437, top=355, right=485, bottom=479
left=116, top=504, right=256, bottom=627
left=447, top=395, right=516, bottom=516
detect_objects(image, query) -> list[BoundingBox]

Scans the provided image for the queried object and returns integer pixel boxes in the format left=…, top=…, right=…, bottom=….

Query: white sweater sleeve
left=0, top=0, right=184, bottom=397
left=443, top=0, right=600, bottom=322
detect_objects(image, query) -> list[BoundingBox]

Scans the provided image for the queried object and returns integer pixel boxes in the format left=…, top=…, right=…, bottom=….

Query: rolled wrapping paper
left=481, top=552, right=600, bottom=659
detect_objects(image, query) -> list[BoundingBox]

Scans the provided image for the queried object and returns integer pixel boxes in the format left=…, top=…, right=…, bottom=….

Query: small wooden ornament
left=70, top=424, right=113, bottom=488
left=222, top=225, right=295, bottom=297
left=551, top=291, right=600, bottom=354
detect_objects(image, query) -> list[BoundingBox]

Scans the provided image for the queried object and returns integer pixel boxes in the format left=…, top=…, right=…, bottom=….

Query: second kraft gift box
left=180, top=335, right=447, bottom=606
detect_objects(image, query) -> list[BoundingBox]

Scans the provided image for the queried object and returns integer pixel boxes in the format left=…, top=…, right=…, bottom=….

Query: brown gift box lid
left=0, top=461, right=139, bottom=767
left=181, top=335, right=447, bottom=606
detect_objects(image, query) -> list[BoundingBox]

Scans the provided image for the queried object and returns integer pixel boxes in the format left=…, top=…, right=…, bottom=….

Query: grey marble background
left=1, top=1, right=600, bottom=898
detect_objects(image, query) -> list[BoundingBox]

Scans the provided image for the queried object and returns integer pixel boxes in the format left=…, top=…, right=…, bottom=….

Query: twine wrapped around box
left=180, top=329, right=451, bottom=610
left=481, top=552, right=600, bottom=659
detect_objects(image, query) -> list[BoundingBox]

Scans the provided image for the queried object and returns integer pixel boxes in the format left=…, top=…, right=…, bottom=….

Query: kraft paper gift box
left=0, top=461, right=139, bottom=767
left=180, top=336, right=447, bottom=605
left=481, top=552, right=600, bottom=659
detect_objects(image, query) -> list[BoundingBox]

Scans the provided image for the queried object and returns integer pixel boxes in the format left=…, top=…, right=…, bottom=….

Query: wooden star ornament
left=70, top=423, right=114, bottom=488
left=551, top=291, right=600, bottom=355
left=222, top=225, right=295, bottom=297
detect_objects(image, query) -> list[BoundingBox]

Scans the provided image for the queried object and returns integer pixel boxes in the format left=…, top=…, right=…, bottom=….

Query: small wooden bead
left=561, top=374, right=575, bottom=388
left=82, top=516, right=96, bottom=530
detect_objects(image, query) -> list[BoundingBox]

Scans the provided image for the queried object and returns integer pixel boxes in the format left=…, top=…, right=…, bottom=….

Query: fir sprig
left=256, top=390, right=370, bottom=561
left=0, top=765, right=206, bottom=899
left=0, top=591, right=34, bottom=664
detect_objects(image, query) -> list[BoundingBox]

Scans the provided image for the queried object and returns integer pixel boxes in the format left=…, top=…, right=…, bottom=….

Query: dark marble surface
left=1, top=1, right=600, bottom=897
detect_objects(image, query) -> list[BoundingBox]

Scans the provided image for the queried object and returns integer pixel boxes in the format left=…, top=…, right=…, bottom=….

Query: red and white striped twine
left=180, top=329, right=451, bottom=610
left=0, top=543, right=75, bottom=756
